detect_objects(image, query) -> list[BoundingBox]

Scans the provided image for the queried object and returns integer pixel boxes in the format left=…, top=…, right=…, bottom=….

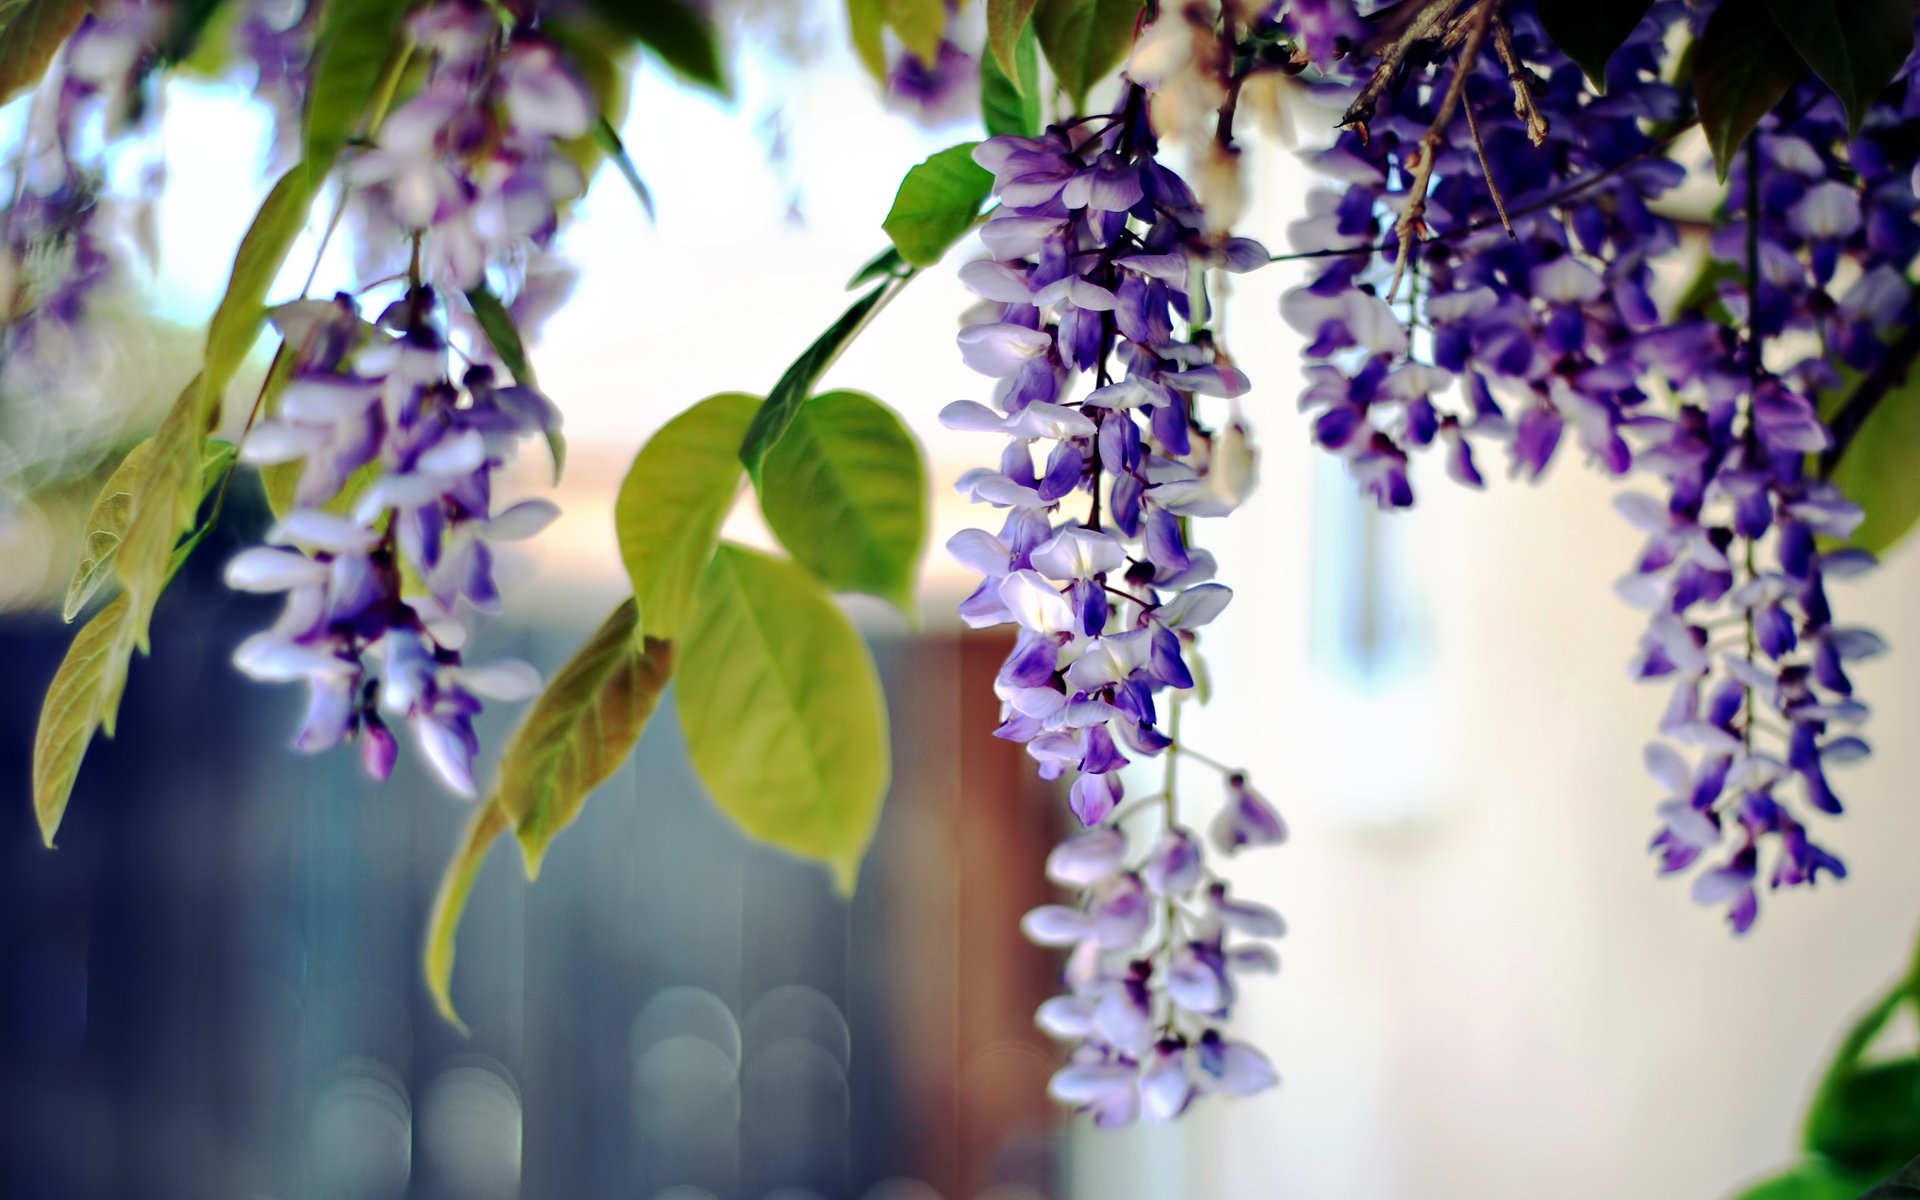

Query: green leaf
left=173, top=0, right=244, bottom=77
left=883, top=143, right=993, bottom=268
left=884, top=0, right=946, bottom=64
left=35, top=427, right=236, bottom=846
left=618, top=392, right=760, bottom=641
left=304, top=0, right=415, bottom=187
left=31, top=595, right=132, bottom=848
left=589, top=116, right=657, bottom=222
left=847, top=0, right=886, bottom=79
left=757, top=390, right=927, bottom=614
left=982, top=17, right=1041, bottom=137
left=1760, top=0, right=1912, bottom=136
left=113, top=377, right=210, bottom=663
left=988, top=0, right=1041, bottom=85
left=847, top=246, right=906, bottom=290
left=1825, top=364, right=1920, bottom=555
left=63, top=440, right=154, bottom=622
left=1728, top=1159, right=1879, bottom=1200
left=584, top=0, right=725, bottom=93
left=1536, top=0, right=1654, bottom=91
left=739, top=276, right=909, bottom=475
left=157, top=0, right=233, bottom=67
left=498, top=599, right=674, bottom=875
left=423, top=797, right=510, bottom=1032
left=205, top=167, right=321, bottom=430
left=0, top=0, right=89, bottom=106
left=465, top=283, right=564, bottom=481
left=1694, top=0, right=1809, bottom=181
left=1032, top=0, right=1141, bottom=111
left=677, top=544, right=890, bottom=891
left=1857, top=1155, right=1920, bottom=1200
left=1808, top=1060, right=1920, bottom=1180
left=546, top=19, right=634, bottom=189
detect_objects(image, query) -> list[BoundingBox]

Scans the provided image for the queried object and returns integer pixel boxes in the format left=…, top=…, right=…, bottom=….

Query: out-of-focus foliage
left=1730, top=941, right=1920, bottom=1199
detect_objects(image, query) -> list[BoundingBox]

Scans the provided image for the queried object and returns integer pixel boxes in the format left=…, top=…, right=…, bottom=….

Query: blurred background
left=4, top=1, right=1920, bottom=1198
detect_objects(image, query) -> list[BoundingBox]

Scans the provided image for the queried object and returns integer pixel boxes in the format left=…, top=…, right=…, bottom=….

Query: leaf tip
left=514, top=828, right=549, bottom=882
left=424, top=798, right=508, bottom=1032
left=829, top=854, right=862, bottom=897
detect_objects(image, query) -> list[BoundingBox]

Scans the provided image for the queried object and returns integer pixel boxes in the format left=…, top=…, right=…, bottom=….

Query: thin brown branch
left=1491, top=13, right=1548, bottom=145
left=1340, top=0, right=1468, bottom=141
left=1389, top=0, right=1494, bottom=302
left=1463, top=89, right=1514, bottom=238
left=1267, top=122, right=1693, bottom=264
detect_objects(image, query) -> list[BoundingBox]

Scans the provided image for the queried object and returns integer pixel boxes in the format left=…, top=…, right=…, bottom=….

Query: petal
left=947, top=528, right=1013, bottom=576
left=1021, top=904, right=1095, bottom=946
left=225, top=547, right=329, bottom=592
left=484, top=498, right=561, bottom=541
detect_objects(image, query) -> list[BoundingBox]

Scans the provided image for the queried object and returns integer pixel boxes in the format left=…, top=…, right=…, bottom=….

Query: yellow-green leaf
left=739, top=275, right=913, bottom=474
left=758, top=390, right=927, bottom=615
left=498, top=599, right=674, bottom=875
left=677, top=544, right=890, bottom=892
left=885, top=0, right=946, bottom=64
left=848, top=0, right=885, bottom=78
left=304, top=0, right=415, bottom=186
left=63, top=440, right=154, bottom=622
left=204, top=167, right=320, bottom=431
left=988, top=0, right=1041, bottom=85
left=1033, top=0, right=1142, bottom=111
left=32, top=594, right=131, bottom=848
left=0, top=0, right=89, bottom=106
left=113, top=377, right=208, bottom=663
left=38, top=432, right=235, bottom=847
left=982, top=16, right=1042, bottom=136
left=882, top=142, right=993, bottom=268
left=423, top=797, right=511, bottom=1032
left=1827, top=361, right=1920, bottom=556
left=617, top=392, right=759, bottom=641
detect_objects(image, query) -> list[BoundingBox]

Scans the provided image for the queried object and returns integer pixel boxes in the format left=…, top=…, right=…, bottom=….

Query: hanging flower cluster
left=346, top=1, right=594, bottom=294
left=1622, top=38, right=1920, bottom=929
left=1282, top=2, right=1685, bottom=504
left=1287, top=0, right=1908, bottom=930
left=0, top=0, right=174, bottom=396
left=944, top=82, right=1281, bottom=1125
left=238, top=0, right=320, bottom=172
left=226, top=289, right=560, bottom=794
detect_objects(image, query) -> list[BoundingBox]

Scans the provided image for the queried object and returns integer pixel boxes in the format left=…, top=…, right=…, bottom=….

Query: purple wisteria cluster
left=237, top=0, right=319, bottom=172
left=227, top=289, right=560, bottom=794
left=0, top=0, right=174, bottom=393
left=1621, top=39, right=1920, bottom=930
left=1282, top=1, right=1687, bottom=505
left=944, top=85, right=1282, bottom=1124
left=1286, top=0, right=1912, bottom=930
left=346, top=1, right=595, bottom=294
